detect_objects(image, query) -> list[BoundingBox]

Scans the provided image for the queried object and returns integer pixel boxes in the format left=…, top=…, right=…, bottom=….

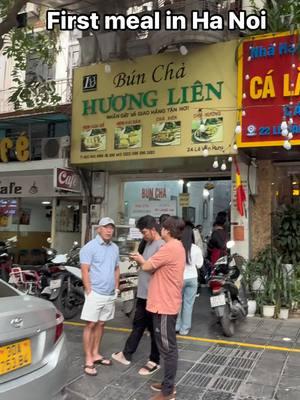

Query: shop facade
left=71, top=39, right=250, bottom=259
left=237, top=31, right=300, bottom=257
left=0, top=163, right=84, bottom=262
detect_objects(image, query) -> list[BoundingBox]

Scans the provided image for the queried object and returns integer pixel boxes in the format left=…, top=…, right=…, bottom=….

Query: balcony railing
left=0, top=78, right=72, bottom=115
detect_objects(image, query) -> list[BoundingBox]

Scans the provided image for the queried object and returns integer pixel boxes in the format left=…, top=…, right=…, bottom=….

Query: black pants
left=153, top=313, right=178, bottom=396
left=123, top=298, right=160, bottom=364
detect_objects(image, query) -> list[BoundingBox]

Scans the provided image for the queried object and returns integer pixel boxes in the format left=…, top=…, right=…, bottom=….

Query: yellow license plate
left=0, top=339, right=31, bottom=376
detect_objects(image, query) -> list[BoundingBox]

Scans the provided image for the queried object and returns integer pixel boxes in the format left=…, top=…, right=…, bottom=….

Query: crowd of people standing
left=79, top=211, right=228, bottom=400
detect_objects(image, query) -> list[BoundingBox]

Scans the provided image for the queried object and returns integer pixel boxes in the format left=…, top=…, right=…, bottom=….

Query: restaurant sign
left=237, top=32, right=300, bottom=147
left=71, top=40, right=237, bottom=164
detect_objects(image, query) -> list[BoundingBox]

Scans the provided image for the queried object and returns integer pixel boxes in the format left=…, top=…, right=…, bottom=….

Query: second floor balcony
left=0, top=78, right=72, bottom=115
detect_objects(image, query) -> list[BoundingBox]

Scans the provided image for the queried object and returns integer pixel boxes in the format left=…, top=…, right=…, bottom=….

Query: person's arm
left=80, top=245, right=92, bottom=294
left=129, top=253, right=155, bottom=271
left=131, top=243, right=170, bottom=272
left=208, top=230, right=221, bottom=249
left=115, top=265, right=120, bottom=290
left=81, top=263, right=92, bottom=294
left=195, top=246, right=204, bottom=269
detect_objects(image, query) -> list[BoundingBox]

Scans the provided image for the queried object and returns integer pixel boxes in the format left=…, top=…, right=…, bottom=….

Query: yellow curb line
left=64, top=321, right=300, bottom=353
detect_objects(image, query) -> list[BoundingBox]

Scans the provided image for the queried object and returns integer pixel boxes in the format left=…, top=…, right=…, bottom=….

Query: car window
left=0, top=280, right=20, bottom=297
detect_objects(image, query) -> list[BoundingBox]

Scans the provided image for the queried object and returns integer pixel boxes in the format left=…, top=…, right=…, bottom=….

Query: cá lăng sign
left=54, top=168, right=81, bottom=193
left=238, top=31, right=300, bottom=147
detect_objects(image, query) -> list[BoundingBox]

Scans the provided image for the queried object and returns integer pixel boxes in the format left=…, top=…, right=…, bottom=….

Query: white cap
left=98, top=217, right=115, bottom=227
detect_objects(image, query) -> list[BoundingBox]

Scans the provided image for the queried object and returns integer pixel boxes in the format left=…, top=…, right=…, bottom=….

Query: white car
left=0, top=279, right=67, bottom=400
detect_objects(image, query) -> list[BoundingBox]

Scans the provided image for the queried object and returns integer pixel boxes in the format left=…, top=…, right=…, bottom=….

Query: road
left=62, top=288, right=300, bottom=400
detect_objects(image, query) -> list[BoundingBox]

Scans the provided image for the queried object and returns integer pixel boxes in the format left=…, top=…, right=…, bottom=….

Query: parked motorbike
left=8, top=239, right=61, bottom=295
left=208, top=241, right=248, bottom=337
left=119, top=261, right=138, bottom=318
left=48, top=241, right=84, bottom=320
left=0, top=236, right=17, bottom=282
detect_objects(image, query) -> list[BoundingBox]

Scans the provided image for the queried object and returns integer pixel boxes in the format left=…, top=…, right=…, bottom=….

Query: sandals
left=94, top=357, right=112, bottom=366
left=84, top=364, right=97, bottom=376
left=138, top=361, right=160, bottom=376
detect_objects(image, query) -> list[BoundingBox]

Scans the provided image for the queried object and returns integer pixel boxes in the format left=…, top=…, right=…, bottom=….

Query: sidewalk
left=63, top=289, right=300, bottom=400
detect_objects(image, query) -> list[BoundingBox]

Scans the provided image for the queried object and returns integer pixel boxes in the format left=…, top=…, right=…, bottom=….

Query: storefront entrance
left=123, top=178, right=231, bottom=240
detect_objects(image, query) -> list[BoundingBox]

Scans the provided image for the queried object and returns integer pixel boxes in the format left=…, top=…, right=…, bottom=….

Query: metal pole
left=51, top=197, right=57, bottom=248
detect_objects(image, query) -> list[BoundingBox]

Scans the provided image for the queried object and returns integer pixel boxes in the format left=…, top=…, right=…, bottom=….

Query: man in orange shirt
left=130, top=216, right=185, bottom=400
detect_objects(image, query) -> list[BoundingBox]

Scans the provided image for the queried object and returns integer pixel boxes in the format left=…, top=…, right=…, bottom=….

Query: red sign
left=54, top=168, right=81, bottom=193
left=238, top=32, right=300, bottom=147
left=141, top=187, right=167, bottom=199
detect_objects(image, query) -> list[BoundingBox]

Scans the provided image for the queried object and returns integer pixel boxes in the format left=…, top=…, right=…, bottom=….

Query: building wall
left=250, top=160, right=273, bottom=257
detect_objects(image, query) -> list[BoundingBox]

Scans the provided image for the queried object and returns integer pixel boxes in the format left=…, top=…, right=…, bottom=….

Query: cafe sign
left=0, top=175, right=81, bottom=197
left=54, top=168, right=81, bottom=193
left=237, top=31, right=300, bottom=147
left=71, top=40, right=237, bottom=164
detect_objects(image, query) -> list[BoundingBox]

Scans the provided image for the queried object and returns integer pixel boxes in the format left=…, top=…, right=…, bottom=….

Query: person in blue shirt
left=80, top=217, right=120, bottom=376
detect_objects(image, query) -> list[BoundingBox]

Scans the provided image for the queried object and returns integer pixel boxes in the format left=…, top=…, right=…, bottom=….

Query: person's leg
left=147, top=311, right=160, bottom=365
left=122, top=298, right=148, bottom=361
left=81, top=291, right=99, bottom=374
left=91, top=321, right=105, bottom=360
left=176, top=281, right=186, bottom=332
left=83, top=321, right=97, bottom=374
left=152, top=314, right=178, bottom=396
left=179, top=278, right=198, bottom=335
left=93, top=295, right=115, bottom=365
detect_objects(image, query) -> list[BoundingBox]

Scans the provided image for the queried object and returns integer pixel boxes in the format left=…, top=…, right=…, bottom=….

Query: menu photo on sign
left=192, top=111, right=223, bottom=144
left=151, top=120, right=181, bottom=147
left=114, top=122, right=142, bottom=150
left=80, top=124, right=107, bottom=152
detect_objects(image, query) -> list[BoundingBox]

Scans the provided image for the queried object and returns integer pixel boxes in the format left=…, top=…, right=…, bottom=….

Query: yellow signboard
left=71, top=41, right=238, bottom=164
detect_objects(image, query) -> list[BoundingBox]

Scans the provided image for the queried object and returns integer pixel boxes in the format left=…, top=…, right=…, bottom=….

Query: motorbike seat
left=120, top=272, right=138, bottom=278
left=18, top=264, right=44, bottom=271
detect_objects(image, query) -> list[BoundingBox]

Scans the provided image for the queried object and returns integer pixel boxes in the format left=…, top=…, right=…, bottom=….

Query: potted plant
left=245, top=246, right=284, bottom=318
left=290, top=265, right=300, bottom=314
left=274, top=205, right=300, bottom=267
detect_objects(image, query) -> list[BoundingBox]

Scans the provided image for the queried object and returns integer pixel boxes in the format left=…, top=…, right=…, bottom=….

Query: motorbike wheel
left=220, top=304, right=235, bottom=337
left=54, top=282, right=80, bottom=320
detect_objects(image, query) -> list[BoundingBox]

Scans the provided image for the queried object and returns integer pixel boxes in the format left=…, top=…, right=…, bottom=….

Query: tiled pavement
left=63, top=290, right=300, bottom=400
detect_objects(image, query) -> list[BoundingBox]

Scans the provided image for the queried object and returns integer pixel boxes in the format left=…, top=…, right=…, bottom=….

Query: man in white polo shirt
left=80, top=217, right=120, bottom=376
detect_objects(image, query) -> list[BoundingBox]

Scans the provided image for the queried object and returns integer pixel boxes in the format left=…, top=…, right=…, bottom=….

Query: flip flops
left=138, top=361, right=160, bottom=376
left=84, top=364, right=97, bottom=376
left=94, top=357, right=112, bottom=366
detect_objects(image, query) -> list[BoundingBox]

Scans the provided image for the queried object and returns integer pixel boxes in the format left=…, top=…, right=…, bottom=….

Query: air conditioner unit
left=41, top=136, right=70, bottom=160
left=95, top=32, right=121, bottom=62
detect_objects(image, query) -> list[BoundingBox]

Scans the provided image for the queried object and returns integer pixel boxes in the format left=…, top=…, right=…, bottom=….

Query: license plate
left=0, top=339, right=31, bottom=376
left=210, top=294, right=226, bottom=308
left=50, top=279, right=62, bottom=289
left=121, top=290, right=134, bottom=301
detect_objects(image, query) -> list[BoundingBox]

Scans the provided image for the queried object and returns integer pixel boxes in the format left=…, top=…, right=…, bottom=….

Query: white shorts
left=81, top=290, right=115, bottom=322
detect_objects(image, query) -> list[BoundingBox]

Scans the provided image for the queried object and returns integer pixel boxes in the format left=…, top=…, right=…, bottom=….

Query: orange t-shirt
left=146, top=239, right=185, bottom=315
